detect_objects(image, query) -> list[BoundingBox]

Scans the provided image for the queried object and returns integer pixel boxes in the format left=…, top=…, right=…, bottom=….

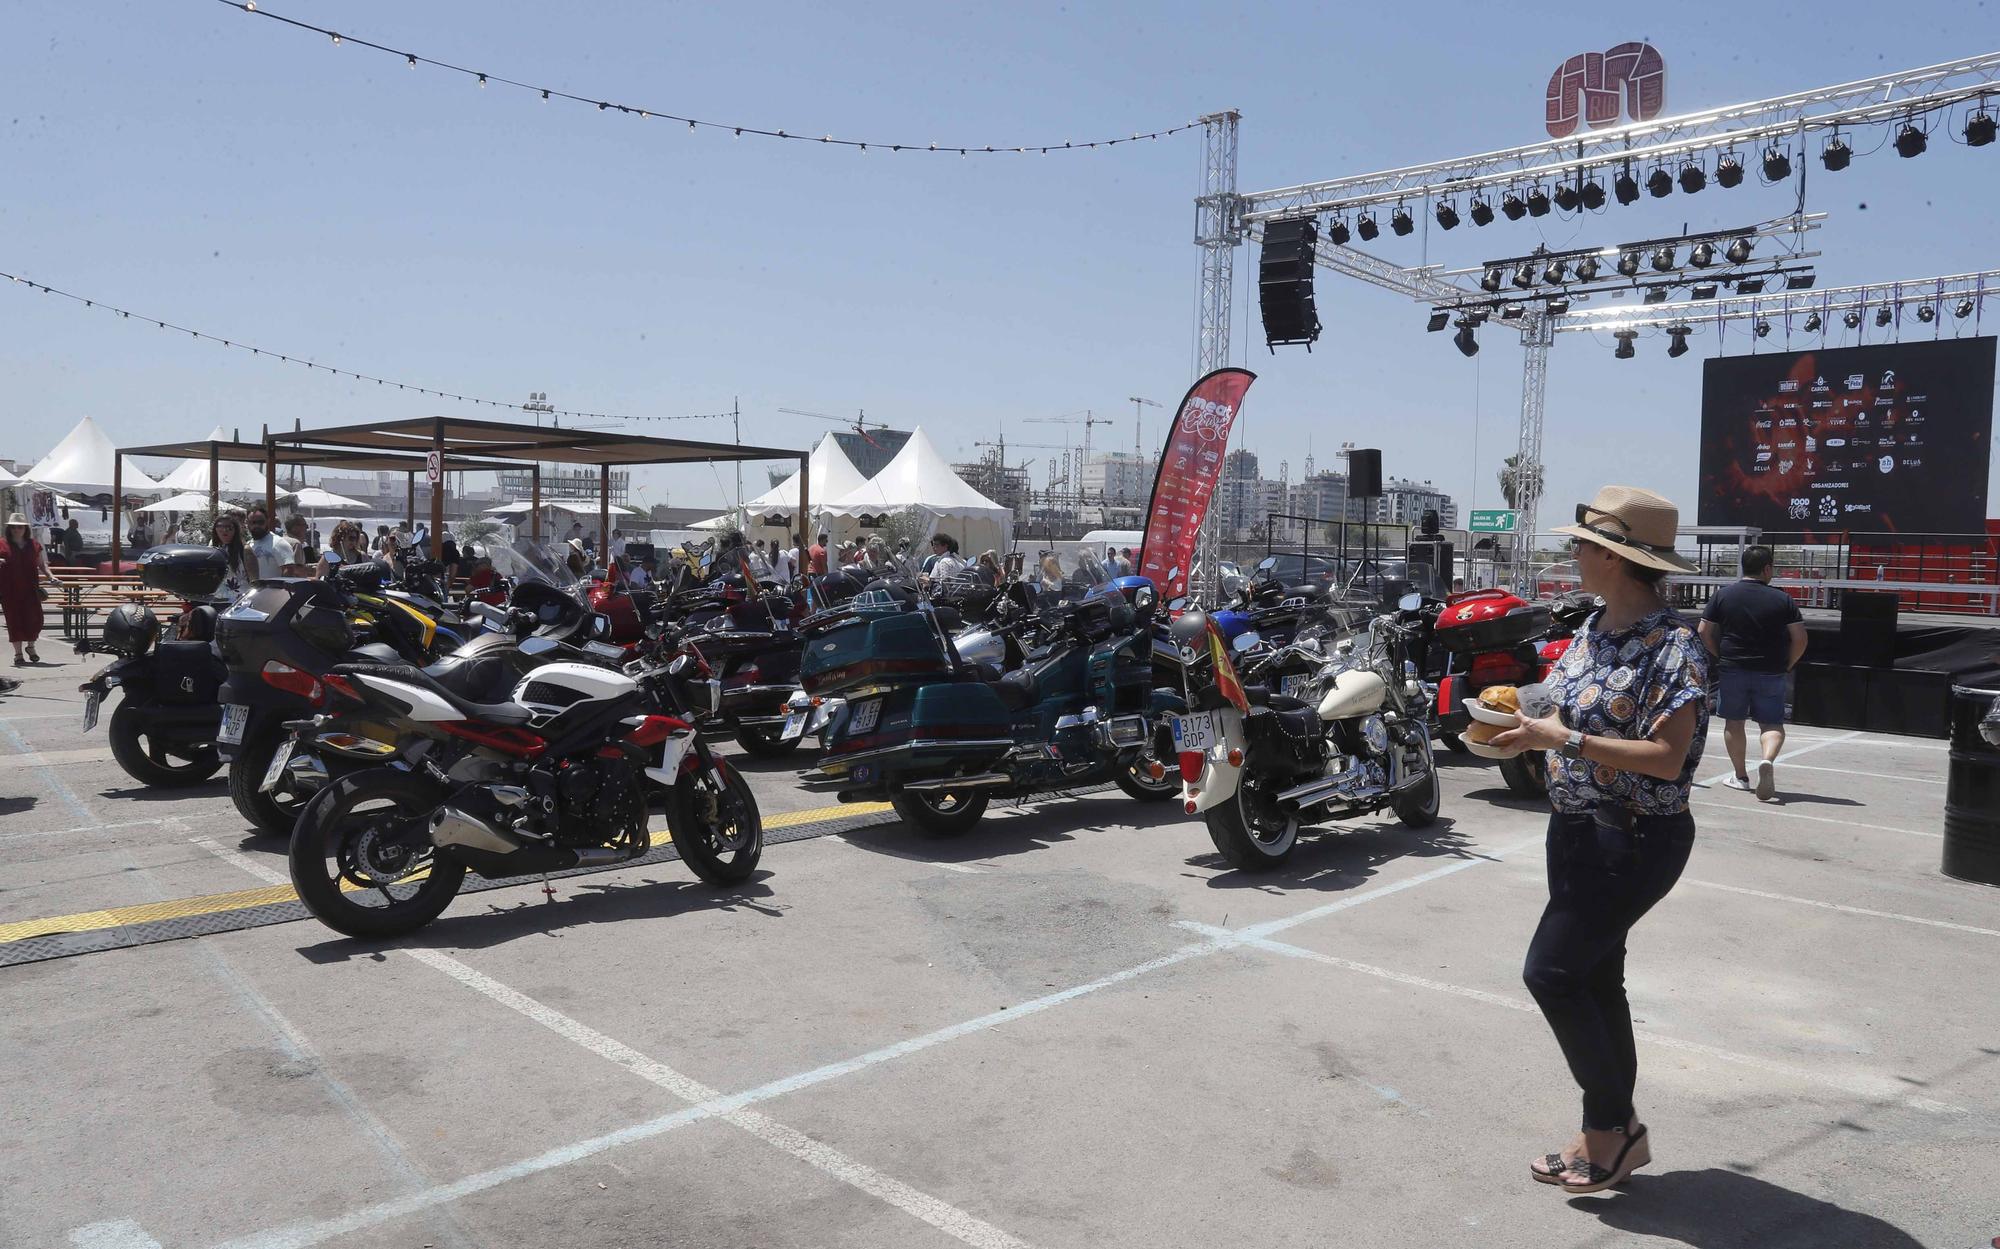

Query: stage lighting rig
left=1512, top=262, right=1537, bottom=289
left=1692, top=283, right=1719, bottom=300
left=1390, top=205, right=1415, bottom=236
left=1643, top=287, right=1670, bottom=304
left=1469, top=197, right=1495, bottom=226
left=1725, top=237, right=1755, bottom=265
left=1666, top=325, right=1692, bottom=357
left=1328, top=216, right=1351, bottom=245
left=1786, top=273, right=1816, bottom=290
left=1545, top=297, right=1571, bottom=315
left=1574, top=255, right=1602, bottom=282
left=1894, top=121, right=1928, bottom=158
left=1822, top=134, right=1852, bottom=171
left=1646, top=167, right=1673, bottom=197
left=1804, top=311, right=1823, bottom=332
left=1500, top=302, right=1527, bottom=321
left=1968, top=112, right=1997, bottom=147
left=1679, top=162, right=1707, bottom=194
left=1843, top=309, right=1862, bottom=329
left=1553, top=182, right=1581, bottom=212
left=1542, top=257, right=1568, bottom=284
left=1651, top=246, right=1677, bottom=272
left=1875, top=305, right=1895, bottom=327
left=1427, top=309, right=1451, bottom=332
left=1617, top=251, right=1642, bottom=278
left=1614, top=166, right=1640, bottom=206
left=1956, top=298, right=1976, bottom=318
left=1613, top=330, right=1637, bottom=359
left=1480, top=267, right=1504, bottom=293
left=1754, top=319, right=1772, bottom=337
left=1716, top=154, right=1745, bottom=188
left=1762, top=147, right=1792, bottom=180
left=1526, top=186, right=1552, bottom=217
left=1453, top=318, right=1479, bottom=357
left=1735, top=276, right=1766, bottom=294
left=1581, top=179, right=1607, bottom=210
left=1435, top=200, right=1460, bottom=230
left=1501, top=192, right=1528, bottom=221
left=1357, top=211, right=1379, bottom=240
left=1689, top=242, right=1716, bottom=268
left=1916, top=303, right=1936, bottom=323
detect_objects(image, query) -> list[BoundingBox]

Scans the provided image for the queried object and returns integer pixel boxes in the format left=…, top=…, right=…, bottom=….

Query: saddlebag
left=152, top=640, right=223, bottom=705
left=800, top=612, right=950, bottom=696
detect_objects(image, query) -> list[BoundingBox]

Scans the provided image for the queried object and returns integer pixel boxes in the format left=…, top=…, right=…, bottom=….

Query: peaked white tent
left=698, top=433, right=869, bottom=537
left=22, top=417, right=161, bottom=495
left=822, top=426, right=1012, bottom=554
left=155, top=425, right=270, bottom=495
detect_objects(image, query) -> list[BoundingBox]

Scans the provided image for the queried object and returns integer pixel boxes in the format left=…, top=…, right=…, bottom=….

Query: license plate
left=849, top=699, right=881, bottom=734
left=259, top=739, right=295, bottom=793
left=706, top=679, right=722, bottom=714
left=1172, top=710, right=1221, bottom=754
left=583, top=640, right=625, bottom=659
left=781, top=711, right=808, bottom=740
left=82, top=690, right=101, bottom=731
left=1280, top=673, right=1314, bottom=699
left=219, top=704, right=250, bottom=745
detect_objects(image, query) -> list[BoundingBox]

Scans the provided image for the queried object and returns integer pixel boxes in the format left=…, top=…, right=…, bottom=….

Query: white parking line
left=1183, top=926, right=1964, bottom=1116
left=1688, top=799, right=1941, bottom=839
left=190, top=834, right=290, bottom=887
left=197, top=834, right=1545, bottom=1249
left=67, top=1220, right=161, bottom=1248
left=1761, top=763, right=1945, bottom=785
left=1681, top=878, right=2000, bottom=938
left=1696, top=729, right=1863, bottom=789
left=825, top=832, right=985, bottom=873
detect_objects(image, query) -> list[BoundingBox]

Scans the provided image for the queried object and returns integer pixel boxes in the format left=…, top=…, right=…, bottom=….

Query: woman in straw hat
left=1, top=513, right=60, bottom=666
left=1491, top=485, right=1710, bottom=1194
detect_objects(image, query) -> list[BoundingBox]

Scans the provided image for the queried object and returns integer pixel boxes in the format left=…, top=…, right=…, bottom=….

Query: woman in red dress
left=1, top=513, right=60, bottom=666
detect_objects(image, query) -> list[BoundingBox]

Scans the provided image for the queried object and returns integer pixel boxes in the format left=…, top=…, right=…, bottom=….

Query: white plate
left=1464, top=699, right=1519, bottom=727
left=1279, top=673, right=1315, bottom=700
left=849, top=698, right=882, bottom=734
left=82, top=690, right=101, bottom=732
left=781, top=711, right=808, bottom=741
left=1172, top=710, right=1221, bottom=754
left=259, top=739, right=295, bottom=792
left=218, top=703, right=250, bottom=745
left=1463, top=736, right=1526, bottom=760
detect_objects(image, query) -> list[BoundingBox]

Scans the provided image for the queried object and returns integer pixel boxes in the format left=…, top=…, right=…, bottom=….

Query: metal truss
left=1193, top=110, right=1240, bottom=600
left=1552, top=270, right=2000, bottom=334
left=1239, top=53, right=2000, bottom=221
left=1513, top=314, right=1553, bottom=560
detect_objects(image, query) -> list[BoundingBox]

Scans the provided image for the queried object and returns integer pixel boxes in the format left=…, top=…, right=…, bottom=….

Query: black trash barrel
left=1943, top=686, right=2000, bottom=887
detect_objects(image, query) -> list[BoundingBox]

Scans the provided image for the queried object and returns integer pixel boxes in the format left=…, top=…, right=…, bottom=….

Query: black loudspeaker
left=1408, top=538, right=1455, bottom=584
left=1259, top=218, right=1322, bottom=349
left=1864, top=668, right=1952, bottom=738
left=1349, top=448, right=1383, bottom=498
left=1839, top=589, right=1899, bottom=668
left=1791, top=663, right=1871, bottom=730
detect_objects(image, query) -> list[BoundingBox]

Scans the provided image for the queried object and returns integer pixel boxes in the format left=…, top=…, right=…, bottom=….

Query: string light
left=3, top=268, right=729, bottom=425
left=213, top=0, right=1198, bottom=156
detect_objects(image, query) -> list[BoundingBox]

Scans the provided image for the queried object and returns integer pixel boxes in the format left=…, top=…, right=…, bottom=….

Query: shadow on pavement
left=833, top=793, right=1192, bottom=867
left=1573, top=1167, right=1925, bottom=1248
left=293, top=871, right=782, bottom=958
left=1184, top=815, right=1478, bottom=895
left=97, top=780, right=229, bottom=803
left=0, top=795, right=37, bottom=818
left=1766, top=792, right=1865, bottom=809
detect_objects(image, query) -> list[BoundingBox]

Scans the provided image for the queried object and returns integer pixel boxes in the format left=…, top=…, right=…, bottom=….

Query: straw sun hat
left=1552, top=485, right=1697, bottom=574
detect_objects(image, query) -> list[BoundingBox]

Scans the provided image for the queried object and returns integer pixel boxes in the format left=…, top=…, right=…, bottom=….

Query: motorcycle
left=801, top=560, right=1181, bottom=835
left=1169, top=593, right=1441, bottom=871
left=1425, top=587, right=1596, bottom=796
left=285, top=641, right=759, bottom=938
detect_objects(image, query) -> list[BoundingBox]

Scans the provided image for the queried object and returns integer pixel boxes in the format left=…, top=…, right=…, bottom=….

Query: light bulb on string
left=476, top=73, right=486, bottom=87
left=329, top=32, right=341, bottom=45
left=407, top=55, right=417, bottom=68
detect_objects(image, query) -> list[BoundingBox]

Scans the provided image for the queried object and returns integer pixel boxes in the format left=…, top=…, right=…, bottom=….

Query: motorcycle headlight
left=1360, top=714, right=1390, bottom=755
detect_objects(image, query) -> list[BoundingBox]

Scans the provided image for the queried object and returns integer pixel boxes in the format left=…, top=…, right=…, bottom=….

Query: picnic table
left=43, top=573, right=182, bottom=640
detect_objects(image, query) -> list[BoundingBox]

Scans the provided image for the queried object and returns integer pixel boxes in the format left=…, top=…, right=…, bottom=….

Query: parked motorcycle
left=1424, top=587, right=1595, bottom=796
left=1169, top=593, right=1440, bottom=870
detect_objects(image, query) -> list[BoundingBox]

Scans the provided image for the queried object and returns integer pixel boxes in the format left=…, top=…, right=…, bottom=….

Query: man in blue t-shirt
left=1698, top=545, right=1808, bottom=800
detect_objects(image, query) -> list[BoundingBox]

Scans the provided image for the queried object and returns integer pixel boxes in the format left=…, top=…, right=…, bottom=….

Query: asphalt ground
left=2, top=652, right=1995, bottom=1248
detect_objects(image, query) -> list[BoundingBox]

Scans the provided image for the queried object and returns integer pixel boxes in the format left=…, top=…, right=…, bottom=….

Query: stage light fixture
left=1616, top=251, right=1642, bottom=278
left=1390, top=205, right=1414, bottom=236
left=1688, top=242, right=1716, bottom=268
left=1967, top=112, right=1997, bottom=147
left=1356, top=211, right=1379, bottom=241
left=1651, top=246, right=1676, bottom=272
left=1500, top=302, right=1526, bottom=321
left=1762, top=147, right=1793, bottom=180
left=1716, top=155, right=1744, bottom=188
left=1574, top=255, right=1601, bottom=282
left=1822, top=135, right=1852, bottom=171
left=1553, top=182, right=1581, bottom=212
left=1893, top=122, right=1927, bottom=158
left=1678, top=163, right=1707, bottom=194
left=1803, top=311, right=1822, bottom=332
left=1735, top=277, right=1766, bottom=294
left=1956, top=298, right=1976, bottom=318
left=1666, top=325, right=1691, bottom=358
left=1843, top=309, right=1862, bottom=329
left=1466, top=307, right=1491, bottom=325
left=1512, top=262, right=1537, bottom=289
left=1916, top=304, right=1936, bottom=323
left=1875, top=306, right=1894, bottom=327
left=1434, top=200, right=1460, bottom=230
left=1613, top=330, right=1637, bottom=359
left=1723, top=238, right=1752, bottom=265
left=1692, top=283, right=1719, bottom=300
left=1580, top=179, right=1606, bottom=210
left=1501, top=192, right=1528, bottom=221
left=1643, top=287, right=1669, bottom=304
left=1542, top=257, right=1568, bottom=284
left=1545, top=297, right=1571, bottom=314
left=1526, top=186, right=1552, bottom=217
left=1786, top=273, right=1816, bottom=290
left=1754, top=319, right=1772, bottom=337
left=1427, top=309, right=1451, bottom=332
left=1480, top=267, right=1504, bottom=293
left=1646, top=167, right=1673, bottom=197
left=1469, top=197, right=1495, bottom=226
left=1453, top=319, right=1479, bottom=357
left=1327, top=216, right=1351, bottom=245
left=1614, top=166, right=1640, bottom=205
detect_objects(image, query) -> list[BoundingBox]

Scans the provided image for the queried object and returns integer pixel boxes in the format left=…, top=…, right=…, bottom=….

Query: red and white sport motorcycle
left=286, top=648, right=759, bottom=937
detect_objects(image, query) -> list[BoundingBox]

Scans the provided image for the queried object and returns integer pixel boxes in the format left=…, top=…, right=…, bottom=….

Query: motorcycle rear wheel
left=731, top=721, right=802, bottom=758
left=890, top=789, right=989, bottom=837
left=667, top=759, right=764, bottom=885
left=288, top=769, right=465, bottom=938
left=229, top=727, right=310, bottom=837
left=1499, top=750, right=1548, bottom=798
left=107, top=701, right=221, bottom=787
left=1204, top=772, right=1299, bottom=870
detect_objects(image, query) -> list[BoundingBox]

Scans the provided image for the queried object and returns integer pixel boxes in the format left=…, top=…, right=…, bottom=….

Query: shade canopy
left=139, top=490, right=245, bottom=513
left=278, top=485, right=369, bottom=511
left=701, top=433, right=868, bottom=534
left=821, top=426, right=1012, bottom=551
left=24, top=417, right=162, bottom=494
left=155, top=426, right=270, bottom=495
left=484, top=499, right=642, bottom=517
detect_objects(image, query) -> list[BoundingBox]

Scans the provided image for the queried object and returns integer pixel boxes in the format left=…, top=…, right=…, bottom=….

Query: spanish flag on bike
left=1206, top=617, right=1250, bottom=714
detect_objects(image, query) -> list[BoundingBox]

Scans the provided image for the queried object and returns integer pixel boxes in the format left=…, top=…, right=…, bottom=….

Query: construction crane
left=972, top=437, right=1070, bottom=491
left=1126, top=396, right=1163, bottom=460
left=777, top=407, right=892, bottom=439
left=1027, top=410, right=1114, bottom=505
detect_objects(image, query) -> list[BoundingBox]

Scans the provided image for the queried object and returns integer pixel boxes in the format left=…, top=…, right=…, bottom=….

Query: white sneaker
left=1721, top=775, right=1753, bottom=792
left=1755, top=761, right=1776, bottom=801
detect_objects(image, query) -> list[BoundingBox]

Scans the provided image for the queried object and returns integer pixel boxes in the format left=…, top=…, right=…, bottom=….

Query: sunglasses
left=1572, top=504, right=1673, bottom=555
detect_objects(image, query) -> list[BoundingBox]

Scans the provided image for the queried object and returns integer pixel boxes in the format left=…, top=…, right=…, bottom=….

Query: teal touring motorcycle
left=799, top=560, right=1182, bottom=834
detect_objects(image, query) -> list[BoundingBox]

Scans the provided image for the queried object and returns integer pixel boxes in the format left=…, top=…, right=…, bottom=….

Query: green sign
left=1469, top=509, right=1519, bottom=533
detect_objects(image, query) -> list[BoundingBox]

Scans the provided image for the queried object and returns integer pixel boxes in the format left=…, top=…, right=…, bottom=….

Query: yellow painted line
left=0, top=799, right=882, bottom=946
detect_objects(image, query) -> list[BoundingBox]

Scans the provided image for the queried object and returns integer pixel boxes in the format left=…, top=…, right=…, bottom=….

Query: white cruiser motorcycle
left=1168, top=594, right=1440, bottom=870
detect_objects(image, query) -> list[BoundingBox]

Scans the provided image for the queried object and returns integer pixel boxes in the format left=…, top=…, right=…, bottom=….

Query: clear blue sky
left=4, top=0, right=1997, bottom=522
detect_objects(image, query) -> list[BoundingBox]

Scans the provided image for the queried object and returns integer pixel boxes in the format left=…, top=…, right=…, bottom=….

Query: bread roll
left=1465, top=719, right=1509, bottom=745
left=1479, top=684, right=1522, bottom=715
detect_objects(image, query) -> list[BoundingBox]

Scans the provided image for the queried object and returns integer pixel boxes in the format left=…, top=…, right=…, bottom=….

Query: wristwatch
left=1560, top=729, right=1587, bottom=760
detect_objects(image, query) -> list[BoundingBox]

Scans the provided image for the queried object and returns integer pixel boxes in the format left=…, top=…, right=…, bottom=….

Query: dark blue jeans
left=1522, top=808, right=1695, bottom=1131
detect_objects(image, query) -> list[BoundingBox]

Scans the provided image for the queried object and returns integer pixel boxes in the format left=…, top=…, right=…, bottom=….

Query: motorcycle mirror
left=590, top=613, right=612, bottom=639
left=1398, top=591, right=1424, bottom=612
left=1165, top=596, right=1188, bottom=613
left=1232, top=630, right=1261, bottom=654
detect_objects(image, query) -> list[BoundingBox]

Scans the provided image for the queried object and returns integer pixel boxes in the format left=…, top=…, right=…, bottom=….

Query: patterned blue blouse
left=1545, top=606, right=1711, bottom=815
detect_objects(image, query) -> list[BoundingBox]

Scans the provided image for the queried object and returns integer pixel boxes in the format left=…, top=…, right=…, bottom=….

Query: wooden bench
left=44, top=575, right=184, bottom=640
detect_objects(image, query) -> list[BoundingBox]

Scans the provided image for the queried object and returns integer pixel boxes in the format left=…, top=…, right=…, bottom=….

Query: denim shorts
left=1718, top=667, right=1787, bottom=724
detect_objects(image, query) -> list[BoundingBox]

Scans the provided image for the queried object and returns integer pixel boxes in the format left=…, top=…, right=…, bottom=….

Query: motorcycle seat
left=423, top=653, right=516, bottom=705
left=346, top=643, right=404, bottom=664
left=994, top=668, right=1039, bottom=711
left=334, top=661, right=537, bottom=727
left=1244, top=684, right=1311, bottom=713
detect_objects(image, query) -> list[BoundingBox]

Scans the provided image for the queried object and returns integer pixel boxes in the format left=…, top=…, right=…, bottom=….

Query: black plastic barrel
left=1942, top=686, right=2000, bottom=887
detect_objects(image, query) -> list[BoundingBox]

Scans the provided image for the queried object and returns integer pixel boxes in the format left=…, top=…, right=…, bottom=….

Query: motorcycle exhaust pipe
left=899, top=773, right=1009, bottom=792
left=430, top=806, right=528, bottom=855
left=1275, top=763, right=1365, bottom=808
left=432, top=806, right=641, bottom=870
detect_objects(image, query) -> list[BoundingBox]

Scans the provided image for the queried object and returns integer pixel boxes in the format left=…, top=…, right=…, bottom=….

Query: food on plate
left=1479, top=684, right=1522, bottom=716
left=1465, top=718, right=1511, bottom=746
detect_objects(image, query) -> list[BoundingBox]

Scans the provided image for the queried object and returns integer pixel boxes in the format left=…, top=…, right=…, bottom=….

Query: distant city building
left=497, top=466, right=630, bottom=505
left=1373, top=477, right=1458, bottom=529
left=1082, top=452, right=1149, bottom=505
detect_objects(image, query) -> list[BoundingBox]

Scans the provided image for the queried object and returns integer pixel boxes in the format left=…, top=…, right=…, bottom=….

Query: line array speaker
left=1259, top=218, right=1322, bottom=350
left=1349, top=448, right=1383, bottom=499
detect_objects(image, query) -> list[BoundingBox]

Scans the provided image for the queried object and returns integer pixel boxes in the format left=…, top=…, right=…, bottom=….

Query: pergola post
left=264, top=441, right=278, bottom=521
left=430, top=416, right=446, bottom=560
left=598, top=464, right=611, bottom=568
left=405, top=474, right=415, bottom=528
left=796, top=454, right=811, bottom=570
left=111, top=454, right=122, bottom=571
left=531, top=464, right=542, bottom=541
left=208, top=442, right=221, bottom=517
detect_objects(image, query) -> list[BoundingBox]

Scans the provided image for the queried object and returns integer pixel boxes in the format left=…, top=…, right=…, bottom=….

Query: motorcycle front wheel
left=1204, top=770, right=1299, bottom=870
left=1392, top=738, right=1441, bottom=827
left=107, top=701, right=221, bottom=787
left=890, top=789, right=989, bottom=837
left=288, top=769, right=465, bottom=938
left=667, top=759, right=763, bottom=885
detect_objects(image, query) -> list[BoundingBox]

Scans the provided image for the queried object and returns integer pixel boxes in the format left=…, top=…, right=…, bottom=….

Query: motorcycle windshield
left=485, top=538, right=584, bottom=596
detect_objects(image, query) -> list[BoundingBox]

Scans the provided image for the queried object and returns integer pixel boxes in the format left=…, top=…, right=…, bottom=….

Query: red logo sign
left=1545, top=42, right=1666, bottom=138
left=1137, top=367, right=1256, bottom=603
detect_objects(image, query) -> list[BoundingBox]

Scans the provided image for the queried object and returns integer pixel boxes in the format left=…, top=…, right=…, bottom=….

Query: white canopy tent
left=279, top=486, right=369, bottom=511
left=22, top=417, right=161, bottom=495
left=697, top=433, right=868, bottom=538
left=138, top=490, right=245, bottom=514
left=484, top=499, right=642, bottom=517
left=822, top=426, right=1012, bottom=554
left=154, top=425, right=270, bottom=496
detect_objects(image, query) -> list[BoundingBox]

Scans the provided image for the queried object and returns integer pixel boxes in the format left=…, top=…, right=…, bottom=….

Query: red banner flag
left=1205, top=616, right=1250, bottom=714
left=1136, top=367, right=1256, bottom=603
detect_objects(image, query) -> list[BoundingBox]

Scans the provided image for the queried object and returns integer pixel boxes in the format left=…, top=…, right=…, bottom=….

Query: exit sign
left=1469, top=509, right=1519, bottom=533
